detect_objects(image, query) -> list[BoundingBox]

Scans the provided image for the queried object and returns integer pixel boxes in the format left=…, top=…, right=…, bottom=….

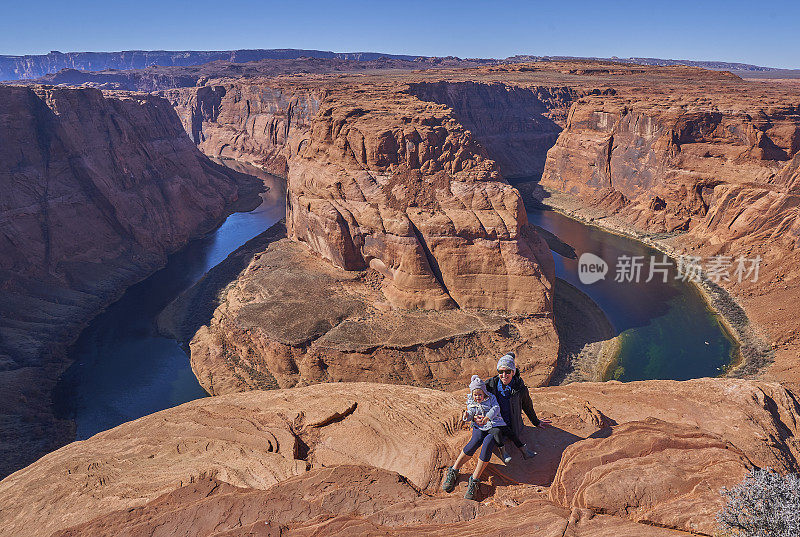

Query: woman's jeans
left=462, top=426, right=500, bottom=462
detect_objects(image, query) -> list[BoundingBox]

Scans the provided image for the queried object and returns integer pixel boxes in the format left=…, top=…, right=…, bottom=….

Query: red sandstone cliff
left=537, top=79, right=800, bottom=383
left=0, top=84, right=256, bottom=478
left=164, top=81, right=322, bottom=177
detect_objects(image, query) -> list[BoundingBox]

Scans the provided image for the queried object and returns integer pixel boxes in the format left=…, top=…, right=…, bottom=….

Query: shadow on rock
left=156, top=221, right=287, bottom=344
left=486, top=424, right=584, bottom=487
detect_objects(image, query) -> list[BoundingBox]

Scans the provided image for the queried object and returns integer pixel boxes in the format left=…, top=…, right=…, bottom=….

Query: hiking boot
left=522, top=444, right=537, bottom=459
left=464, top=476, right=480, bottom=500
left=442, top=466, right=458, bottom=493
left=500, top=447, right=512, bottom=464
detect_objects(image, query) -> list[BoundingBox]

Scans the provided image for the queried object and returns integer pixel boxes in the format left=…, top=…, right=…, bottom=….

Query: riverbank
left=156, top=220, right=288, bottom=346
left=515, top=180, right=772, bottom=379
left=551, top=278, right=620, bottom=384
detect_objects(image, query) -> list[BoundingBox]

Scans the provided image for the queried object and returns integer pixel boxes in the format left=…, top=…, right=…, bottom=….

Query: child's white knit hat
left=469, top=374, right=488, bottom=396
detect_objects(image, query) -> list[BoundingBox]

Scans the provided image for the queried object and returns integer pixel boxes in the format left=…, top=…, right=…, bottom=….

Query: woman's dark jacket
left=485, top=371, right=539, bottom=436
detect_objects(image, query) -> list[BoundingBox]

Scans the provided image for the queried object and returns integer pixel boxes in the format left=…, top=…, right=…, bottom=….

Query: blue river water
left=527, top=207, right=736, bottom=381
left=55, top=163, right=285, bottom=440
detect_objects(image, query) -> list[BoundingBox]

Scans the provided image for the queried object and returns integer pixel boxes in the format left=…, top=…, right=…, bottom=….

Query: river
left=54, top=162, right=286, bottom=440
left=54, top=167, right=734, bottom=440
left=527, top=207, right=736, bottom=382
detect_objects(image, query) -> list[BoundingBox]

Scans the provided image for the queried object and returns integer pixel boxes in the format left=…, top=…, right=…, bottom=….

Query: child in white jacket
left=443, top=375, right=508, bottom=500
left=463, top=376, right=506, bottom=431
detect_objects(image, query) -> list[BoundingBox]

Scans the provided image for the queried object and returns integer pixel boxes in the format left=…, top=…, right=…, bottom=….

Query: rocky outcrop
left=536, top=378, right=800, bottom=473
left=0, top=84, right=257, bottom=478
left=1, top=379, right=797, bottom=536
left=286, top=85, right=554, bottom=313
left=540, top=93, right=800, bottom=238
left=52, top=475, right=685, bottom=536
left=550, top=418, right=753, bottom=534
left=0, top=383, right=466, bottom=537
left=164, top=81, right=323, bottom=176
left=188, top=235, right=559, bottom=394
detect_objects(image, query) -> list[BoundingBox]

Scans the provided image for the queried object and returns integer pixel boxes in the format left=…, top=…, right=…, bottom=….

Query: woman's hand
left=474, top=416, right=489, bottom=426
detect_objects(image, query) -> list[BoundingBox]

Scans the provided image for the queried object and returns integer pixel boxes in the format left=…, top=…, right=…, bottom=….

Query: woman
left=485, top=352, right=541, bottom=463
left=442, top=352, right=544, bottom=500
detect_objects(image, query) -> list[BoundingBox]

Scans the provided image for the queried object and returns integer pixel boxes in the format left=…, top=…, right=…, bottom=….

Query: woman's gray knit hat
left=497, top=352, right=516, bottom=371
left=469, top=374, right=488, bottom=396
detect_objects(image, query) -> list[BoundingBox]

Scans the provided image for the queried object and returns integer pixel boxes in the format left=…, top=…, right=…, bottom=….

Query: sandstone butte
left=1, top=59, right=800, bottom=535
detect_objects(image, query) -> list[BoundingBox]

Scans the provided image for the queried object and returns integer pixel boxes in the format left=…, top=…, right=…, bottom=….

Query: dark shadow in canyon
left=405, top=81, right=571, bottom=180
left=157, top=222, right=288, bottom=344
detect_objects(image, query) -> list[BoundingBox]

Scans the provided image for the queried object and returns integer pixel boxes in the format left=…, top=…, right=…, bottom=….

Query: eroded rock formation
left=0, top=84, right=256, bottom=477
left=1, top=379, right=797, bottom=536
left=189, top=235, right=559, bottom=394
left=172, top=76, right=562, bottom=392
left=164, top=81, right=322, bottom=176
left=536, top=75, right=800, bottom=383
left=286, top=85, right=554, bottom=313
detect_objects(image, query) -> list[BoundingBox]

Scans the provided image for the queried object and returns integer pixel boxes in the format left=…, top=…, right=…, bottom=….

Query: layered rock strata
left=189, top=235, right=559, bottom=394
left=1, top=379, right=796, bottom=536
left=285, top=85, right=554, bottom=313
left=164, top=81, right=323, bottom=176
left=173, top=78, right=561, bottom=391
left=0, top=84, right=256, bottom=477
left=537, top=80, right=800, bottom=383
left=406, top=81, right=576, bottom=178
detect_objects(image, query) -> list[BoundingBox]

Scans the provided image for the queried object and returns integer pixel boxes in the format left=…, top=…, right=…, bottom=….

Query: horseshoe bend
left=1, top=53, right=800, bottom=536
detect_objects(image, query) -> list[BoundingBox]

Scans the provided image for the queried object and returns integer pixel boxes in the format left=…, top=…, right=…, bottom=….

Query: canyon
left=0, top=84, right=260, bottom=477
left=1, top=58, right=800, bottom=535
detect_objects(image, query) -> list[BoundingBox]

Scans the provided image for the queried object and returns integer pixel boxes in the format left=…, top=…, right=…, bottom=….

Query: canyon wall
left=164, top=82, right=324, bottom=177
left=406, top=81, right=577, bottom=178
left=541, top=94, right=800, bottom=240
left=0, top=84, right=255, bottom=478
left=0, top=49, right=425, bottom=81
left=538, top=85, right=800, bottom=382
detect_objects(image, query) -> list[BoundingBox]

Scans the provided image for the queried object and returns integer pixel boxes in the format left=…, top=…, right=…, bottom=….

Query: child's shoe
left=522, top=444, right=537, bottom=459
left=442, top=466, right=458, bottom=493
left=464, top=476, right=480, bottom=500
left=500, top=446, right=512, bottom=464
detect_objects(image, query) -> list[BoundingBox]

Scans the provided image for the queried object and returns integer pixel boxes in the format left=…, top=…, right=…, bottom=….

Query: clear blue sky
left=2, top=0, right=798, bottom=69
